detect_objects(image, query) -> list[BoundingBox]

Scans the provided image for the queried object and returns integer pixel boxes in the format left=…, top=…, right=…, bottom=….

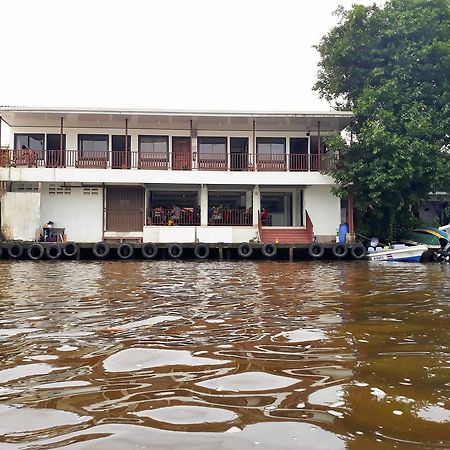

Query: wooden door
left=172, top=137, right=191, bottom=170
left=112, top=135, right=131, bottom=169
left=46, top=134, right=66, bottom=167
left=106, top=187, right=144, bottom=232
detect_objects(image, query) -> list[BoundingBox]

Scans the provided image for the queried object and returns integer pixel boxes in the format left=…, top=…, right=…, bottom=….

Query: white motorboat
left=366, top=244, right=428, bottom=262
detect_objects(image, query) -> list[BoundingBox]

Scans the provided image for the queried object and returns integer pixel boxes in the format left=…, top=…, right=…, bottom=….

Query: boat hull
left=366, top=245, right=428, bottom=262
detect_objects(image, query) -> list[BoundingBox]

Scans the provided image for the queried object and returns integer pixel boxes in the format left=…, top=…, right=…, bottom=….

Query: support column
left=286, top=137, right=290, bottom=171
left=252, top=185, right=261, bottom=226
left=191, top=120, right=198, bottom=170
left=245, top=190, right=252, bottom=209
left=200, top=184, right=208, bottom=226
left=307, top=134, right=311, bottom=171
left=252, top=119, right=257, bottom=171
left=292, top=188, right=300, bottom=227
left=317, top=121, right=321, bottom=170
left=59, top=117, right=64, bottom=167
left=124, top=118, right=128, bottom=169
left=347, top=195, right=354, bottom=233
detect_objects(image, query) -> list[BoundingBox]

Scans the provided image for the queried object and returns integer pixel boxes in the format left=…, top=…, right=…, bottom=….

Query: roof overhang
left=0, top=106, right=353, bottom=132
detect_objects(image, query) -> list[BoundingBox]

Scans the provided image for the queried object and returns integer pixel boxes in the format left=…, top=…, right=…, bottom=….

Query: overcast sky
left=1, top=0, right=382, bottom=144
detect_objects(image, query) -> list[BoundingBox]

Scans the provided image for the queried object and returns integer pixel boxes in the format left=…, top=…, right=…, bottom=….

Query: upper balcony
left=0, top=148, right=332, bottom=172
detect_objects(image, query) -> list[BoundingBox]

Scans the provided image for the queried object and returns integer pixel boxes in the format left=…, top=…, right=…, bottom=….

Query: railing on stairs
left=305, top=210, right=314, bottom=242
left=257, top=210, right=263, bottom=243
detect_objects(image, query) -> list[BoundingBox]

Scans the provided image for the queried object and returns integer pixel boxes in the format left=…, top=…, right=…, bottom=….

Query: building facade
left=0, top=107, right=352, bottom=245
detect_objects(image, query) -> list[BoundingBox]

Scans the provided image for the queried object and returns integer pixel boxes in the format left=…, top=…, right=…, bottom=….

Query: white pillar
left=252, top=185, right=261, bottom=226
left=245, top=190, right=252, bottom=209
left=292, top=188, right=300, bottom=226
left=200, top=184, right=208, bottom=226
left=286, top=137, right=290, bottom=171
left=227, top=136, right=231, bottom=171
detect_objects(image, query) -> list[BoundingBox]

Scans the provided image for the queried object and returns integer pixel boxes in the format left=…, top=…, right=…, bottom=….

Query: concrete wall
left=303, top=185, right=340, bottom=241
left=1, top=192, right=41, bottom=240
left=143, top=225, right=257, bottom=244
left=40, top=184, right=103, bottom=242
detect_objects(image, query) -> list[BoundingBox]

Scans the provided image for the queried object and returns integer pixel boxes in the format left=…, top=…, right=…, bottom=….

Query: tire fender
left=262, top=243, right=277, bottom=258
left=117, top=243, right=134, bottom=260
left=93, top=242, right=110, bottom=259
left=168, top=243, right=183, bottom=259
left=350, top=243, right=366, bottom=260
left=142, top=243, right=158, bottom=259
left=238, top=242, right=253, bottom=258
left=308, top=243, right=325, bottom=259
left=63, top=242, right=78, bottom=258
left=28, top=243, right=45, bottom=260
left=8, top=242, right=24, bottom=259
left=46, top=243, right=62, bottom=260
left=332, top=243, right=348, bottom=259
left=194, top=243, right=210, bottom=259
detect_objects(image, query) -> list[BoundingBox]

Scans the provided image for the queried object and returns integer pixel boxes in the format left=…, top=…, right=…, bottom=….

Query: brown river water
left=0, top=260, right=449, bottom=449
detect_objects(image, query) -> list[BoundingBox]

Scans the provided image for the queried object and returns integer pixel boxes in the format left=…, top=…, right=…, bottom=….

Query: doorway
left=105, top=186, right=144, bottom=232
left=290, top=138, right=308, bottom=171
left=172, top=137, right=191, bottom=170
left=46, top=134, right=66, bottom=167
left=112, top=135, right=131, bottom=169
left=261, top=192, right=293, bottom=226
left=230, top=137, right=248, bottom=171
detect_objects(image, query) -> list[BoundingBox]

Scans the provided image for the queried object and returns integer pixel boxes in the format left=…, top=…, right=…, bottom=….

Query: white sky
left=1, top=0, right=382, bottom=144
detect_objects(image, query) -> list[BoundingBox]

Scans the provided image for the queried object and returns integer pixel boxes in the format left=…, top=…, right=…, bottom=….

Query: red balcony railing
left=209, top=208, right=252, bottom=226
left=256, top=154, right=286, bottom=171
left=198, top=153, right=227, bottom=171
left=147, top=208, right=199, bottom=226
left=0, top=149, right=330, bottom=172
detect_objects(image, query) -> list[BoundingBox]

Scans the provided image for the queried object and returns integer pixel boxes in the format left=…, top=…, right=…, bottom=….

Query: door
left=290, top=138, right=308, bottom=171
left=172, top=137, right=191, bottom=170
left=230, top=137, right=248, bottom=171
left=106, top=187, right=144, bottom=231
left=46, top=134, right=66, bottom=167
left=112, top=135, right=131, bottom=169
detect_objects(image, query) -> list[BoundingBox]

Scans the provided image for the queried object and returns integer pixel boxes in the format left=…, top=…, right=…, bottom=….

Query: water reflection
left=0, top=260, right=448, bottom=449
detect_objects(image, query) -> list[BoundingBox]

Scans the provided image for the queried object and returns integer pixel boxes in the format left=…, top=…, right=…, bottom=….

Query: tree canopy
left=314, top=0, right=450, bottom=239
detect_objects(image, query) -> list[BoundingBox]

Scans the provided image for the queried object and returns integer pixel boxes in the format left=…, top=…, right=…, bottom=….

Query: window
left=138, top=136, right=168, bottom=154
left=78, top=135, right=109, bottom=153
left=198, top=137, right=227, bottom=154
left=256, top=137, right=286, bottom=155
left=14, top=134, right=45, bottom=159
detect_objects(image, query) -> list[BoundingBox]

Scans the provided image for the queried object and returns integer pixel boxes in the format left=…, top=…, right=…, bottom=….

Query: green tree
left=314, top=0, right=450, bottom=240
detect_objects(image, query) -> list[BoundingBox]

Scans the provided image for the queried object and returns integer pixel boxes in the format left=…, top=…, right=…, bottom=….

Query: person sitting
left=22, top=145, right=37, bottom=167
left=154, top=207, right=167, bottom=224
left=261, top=207, right=271, bottom=226
left=171, top=205, right=181, bottom=223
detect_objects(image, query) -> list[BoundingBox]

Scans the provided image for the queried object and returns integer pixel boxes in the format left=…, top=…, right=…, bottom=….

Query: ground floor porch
left=0, top=182, right=342, bottom=244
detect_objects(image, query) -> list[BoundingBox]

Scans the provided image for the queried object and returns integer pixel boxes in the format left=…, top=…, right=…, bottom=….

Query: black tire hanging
left=63, top=242, right=78, bottom=258
left=238, top=242, right=253, bottom=258
left=167, top=243, right=183, bottom=259
left=27, top=243, right=45, bottom=260
left=93, top=242, right=110, bottom=259
left=332, top=243, right=348, bottom=259
left=262, top=243, right=277, bottom=258
left=142, top=243, right=158, bottom=259
left=117, top=243, right=134, bottom=260
left=8, top=242, right=24, bottom=259
left=46, top=244, right=62, bottom=260
left=350, top=243, right=366, bottom=260
left=194, top=243, right=210, bottom=259
left=308, top=243, right=324, bottom=259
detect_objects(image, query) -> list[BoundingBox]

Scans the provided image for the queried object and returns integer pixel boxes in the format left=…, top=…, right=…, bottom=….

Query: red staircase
left=258, top=210, right=314, bottom=244
left=260, top=227, right=312, bottom=244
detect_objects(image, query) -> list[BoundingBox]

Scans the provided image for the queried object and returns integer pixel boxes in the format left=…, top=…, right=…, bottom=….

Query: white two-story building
left=0, top=107, right=353, bottom=246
